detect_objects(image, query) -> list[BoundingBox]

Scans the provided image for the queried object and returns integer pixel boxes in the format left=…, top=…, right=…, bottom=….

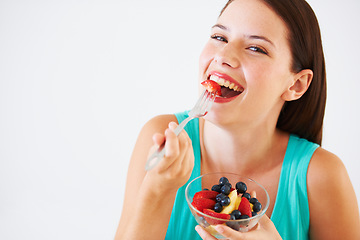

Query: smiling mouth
left=208, top=75, right=244, bottom=98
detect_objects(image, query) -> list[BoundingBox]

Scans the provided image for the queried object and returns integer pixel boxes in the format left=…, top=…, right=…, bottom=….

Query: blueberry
left=230, top=210, right=242, bottom=220
left=229, top=214, right=237, bottom=220
left=211, top=184, right=222, bottom=193
left=235, top=181, right=247, bottom=194
left=226, top=221, right=240, bottom=231
left=239, top=214, right=250, bottom=219
left=224, top=182, right=232, bottom=189
left=242, top=192, right=251, bottom=200
left=221, top=184, right=231, bottom=195
left=239, top=214, right=250, bottom=226
left=216, top=193, right=227, bottom=202
left=253, top=201, right=262, bottom=212
left=252, top=211, right=257, bottom=217
left=249, top=197, right=258, bottom=204
left=221, top=196, right=231, bottom=206
left=202, top=188, right=209, bottom=191
left=214, top=202, right=223, bottom=213
left=219, top=177, right=229, bottom=186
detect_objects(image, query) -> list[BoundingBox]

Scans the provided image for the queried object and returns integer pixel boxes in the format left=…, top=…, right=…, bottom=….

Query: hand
left=146, top=121, right=194, bottom=193
left=195, top=214, right=282, bottom=240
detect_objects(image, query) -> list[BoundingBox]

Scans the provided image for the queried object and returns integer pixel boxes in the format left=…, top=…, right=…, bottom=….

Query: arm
left=114, top=115, right=195, bottom=240
left=307, top=148, right=360, bottom=240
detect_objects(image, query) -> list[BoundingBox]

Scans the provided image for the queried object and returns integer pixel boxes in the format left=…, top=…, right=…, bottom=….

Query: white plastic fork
left=145, top=89, right=217, bottom=171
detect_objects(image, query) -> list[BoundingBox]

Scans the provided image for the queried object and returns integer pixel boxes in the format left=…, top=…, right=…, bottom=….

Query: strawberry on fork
left=201, top=80, right=222, bottom=96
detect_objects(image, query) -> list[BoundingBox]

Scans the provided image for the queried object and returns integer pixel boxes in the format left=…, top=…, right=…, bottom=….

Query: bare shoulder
left=131, top=114, right=178, bottom=164
left=307, top=147, right=345, bottom=186
left=125, top=113, right=178, bottom=169
left=141, top=114, right=178, bottom=135
left=148, top=113, right=178, bottom=125
left=307, top=147, right=360, bottom=239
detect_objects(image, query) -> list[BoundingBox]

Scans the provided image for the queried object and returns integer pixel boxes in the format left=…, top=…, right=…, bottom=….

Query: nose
left=214, top=44, right=241, bottom=68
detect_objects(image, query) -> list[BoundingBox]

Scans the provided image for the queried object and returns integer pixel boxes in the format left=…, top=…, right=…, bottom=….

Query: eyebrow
left=212, top=24, right=228, bottom=30
left=212, top=24, right=275, bottom=47
left=246, top=35, right=275, bottom=47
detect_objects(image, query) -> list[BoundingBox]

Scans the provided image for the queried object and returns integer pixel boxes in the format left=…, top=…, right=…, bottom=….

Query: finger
left=167, top=121, right=190, bottom=164
left=152, top=133, right=165, bottom=146
left=257, top=214, right=282, bottom=239
left=152, top=120, right=177, bottom=147
left=164, top=126, right=179, bottom=158
left=214, top=225, right=246, bottom=240
left=250, top=190, right=256, bottom=198
left=159, top=121, right=192, bottom=172
left=166, top=127, right=192, bottom=173
left=195, top=225, right=218, bottom=240
left=176, top=126, right=192, bottom=159
left=168, top=121, right=178, bottom=131
left=156, top=123, right=182, bottom=172
left=258, top=213, right=273, bottom=229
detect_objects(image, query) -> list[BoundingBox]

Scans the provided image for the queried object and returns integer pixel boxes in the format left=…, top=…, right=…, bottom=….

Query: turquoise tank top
left=165, top=111, right=319, bottom=240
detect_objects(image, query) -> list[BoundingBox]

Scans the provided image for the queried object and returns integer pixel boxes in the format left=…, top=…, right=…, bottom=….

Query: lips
left=207, top=72, right=244, bottom=102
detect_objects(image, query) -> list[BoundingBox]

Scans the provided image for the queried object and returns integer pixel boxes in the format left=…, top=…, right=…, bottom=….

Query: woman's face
left=199, top=0, right=296, bottom=127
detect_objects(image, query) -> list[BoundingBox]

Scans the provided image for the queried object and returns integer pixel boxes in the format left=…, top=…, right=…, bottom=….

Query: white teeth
left=209, top=75, right=219, bottom=82
left=208, top=75, right=242, bottom=92
left=218, top=78, right=225, bottom=86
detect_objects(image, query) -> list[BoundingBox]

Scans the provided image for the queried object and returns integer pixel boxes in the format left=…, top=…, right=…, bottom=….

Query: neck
left=200, top=118, right=288, bottom=175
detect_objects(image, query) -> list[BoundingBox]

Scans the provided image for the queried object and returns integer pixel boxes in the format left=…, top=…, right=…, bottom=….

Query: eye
left=248, top=46, right=268, bottom=55
left=210, top=34, right=228, bottom=43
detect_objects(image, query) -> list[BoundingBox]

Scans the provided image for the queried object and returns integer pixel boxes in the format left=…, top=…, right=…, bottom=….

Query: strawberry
left=238, top=197, right=252, bottom=217
left=192, top=198, right=216, bottom=213
left=203, top=209, right=231, bottom=225
left=193, top=190, right=218, bottom=200
left=201, top=80, right=222, bottom=96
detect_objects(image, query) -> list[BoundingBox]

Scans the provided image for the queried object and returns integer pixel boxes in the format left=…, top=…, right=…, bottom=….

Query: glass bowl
left=185, top=172, right=269, bottom=239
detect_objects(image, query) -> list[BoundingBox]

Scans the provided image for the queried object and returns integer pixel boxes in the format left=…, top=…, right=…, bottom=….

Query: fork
left=145, top=89, right=217, bottom=171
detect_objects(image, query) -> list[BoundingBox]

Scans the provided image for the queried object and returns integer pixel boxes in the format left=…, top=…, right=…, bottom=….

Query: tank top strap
left=271, top=134, right=319, bottom=240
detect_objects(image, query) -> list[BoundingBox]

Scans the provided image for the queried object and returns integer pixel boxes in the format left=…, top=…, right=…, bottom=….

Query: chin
left=203, top=108, right=229, bottom=126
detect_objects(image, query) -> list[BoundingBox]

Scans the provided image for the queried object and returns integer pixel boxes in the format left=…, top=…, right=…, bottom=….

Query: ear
left=282, top=69, right=313, bottom=101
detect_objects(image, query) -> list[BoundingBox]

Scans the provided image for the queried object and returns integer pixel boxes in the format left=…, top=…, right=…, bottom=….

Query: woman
left=115, top=0, right=360, bottom=239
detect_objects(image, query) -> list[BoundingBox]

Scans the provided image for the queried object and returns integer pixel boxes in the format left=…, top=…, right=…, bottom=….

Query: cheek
left=250, top=68, right=293, bottom=104
left=243, top=63, right=284, bottom=100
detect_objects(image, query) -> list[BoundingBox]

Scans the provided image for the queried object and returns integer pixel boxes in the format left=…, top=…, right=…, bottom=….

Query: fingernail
left=168, top=122, right=177, bottom=129
left=195, top=226, right=205, bottom=238
left=165, top=128, right=172, bottom=135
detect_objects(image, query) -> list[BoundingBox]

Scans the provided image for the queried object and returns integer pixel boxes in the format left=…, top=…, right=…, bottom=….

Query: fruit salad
left=191, top=176, right=262, bottom=230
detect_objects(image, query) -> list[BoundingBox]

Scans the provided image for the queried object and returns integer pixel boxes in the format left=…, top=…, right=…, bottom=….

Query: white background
left=0, top=0, right=359, bottom=239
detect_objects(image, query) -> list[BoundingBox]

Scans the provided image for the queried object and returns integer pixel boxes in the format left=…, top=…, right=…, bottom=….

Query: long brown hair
left=220, top=0, right=326, bottom=145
